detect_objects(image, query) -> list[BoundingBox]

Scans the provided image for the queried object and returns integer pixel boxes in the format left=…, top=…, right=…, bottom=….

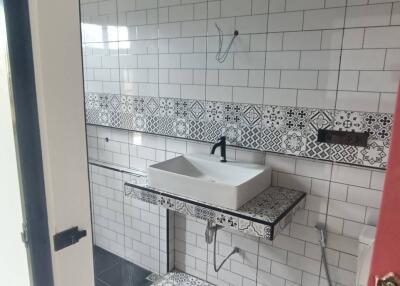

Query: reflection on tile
left=94, top=246, right=152, bottom=286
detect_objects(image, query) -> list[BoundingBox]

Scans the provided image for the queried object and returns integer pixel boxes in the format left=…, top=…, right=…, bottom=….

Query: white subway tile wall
left=87, top=125, right=385, bottom=286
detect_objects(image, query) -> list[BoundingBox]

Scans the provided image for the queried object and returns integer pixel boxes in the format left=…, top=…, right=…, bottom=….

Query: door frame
left=2, top=0, right=53, bottom=285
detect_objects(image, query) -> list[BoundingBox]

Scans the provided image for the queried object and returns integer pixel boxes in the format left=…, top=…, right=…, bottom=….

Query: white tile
left=303, top=8, right=345, bottom=30
left=297, top=90, right=337, bottom=109
left=321, top=30, right=343, bottom=49
left=336, top=91, right=380, bottom=112
left=287, top=252, right=321, bottom=275
left=329, top=182, right=348, bottom=201
left=358, top=71, right=400, bottom=93
left=364, top=26, right=400, bottom=48
left=219, top=70, right=249, bottom=86
left=342, top=28, right=364, bottom=49
left=249, top=70, right=265, bottom=87
left=338, top=71, right=359, bottom=91
left=379, top=93, right=397, bottom=113
left=285, top=0, right=324, bottom=11
left=317, top=71, right=339, bottom=91
left=264, top=70, right=280, bottom=88
left=206, top=86, right=232, bottom=102
left=331, top=164, right=371, bottom=188
left=271, top=262, right=302, bottom=284
left=296, top=159, right=332, bottom=180
left=283, top=31, right=322, bottom=50
left=370, top=171, right=386, bottom=190
left=300, top=50, right=341, bottom=70
left=234, top=52, right=266, bottom=69
left=259, top=242, right=287, bottom=264
left=345, top=4, right=391, bottom=28
left=268, top=12, right=303, bottom=32
left=264, top=88, right=297, bottom=106
left=273, top=234, right=306, bottom=255
left=311, top=179, right=330, bottom=198
left=280, top=71, right=318, bottom=89
left=233, top=87, right=264, bottom=104
left=341, top=49, right=386, bottom=70
left=236, top=14, right=268, bottom=34
left=221, top=0, right=251, bottom=17
left=265, top=153, right=296, bottom=173
left=385, top=49, right=400, bottom=70
left=266, top=51, right=300, bottom=69
left=266, top=33, right=283, bottom=51
left=169, top=4, right=194, bottom=22
left=277, top=172, right=312, bottom=193
left=328, top=199, right=366, bottom=222
left=347, top=186, right=382, bottom=208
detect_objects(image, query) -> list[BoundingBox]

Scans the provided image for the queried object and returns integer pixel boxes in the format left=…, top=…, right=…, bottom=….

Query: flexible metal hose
left=212, top=226, right=240, bottom=272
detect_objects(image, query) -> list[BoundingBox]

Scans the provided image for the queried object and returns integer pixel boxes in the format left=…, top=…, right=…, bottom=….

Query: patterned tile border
left=150, top=271, right=212, bottom=286
left=85, top=93, right=392, bottom=169
left=124, top=183, right=306, bottom=241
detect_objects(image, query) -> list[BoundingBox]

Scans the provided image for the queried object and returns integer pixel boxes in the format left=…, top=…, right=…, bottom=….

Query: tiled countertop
left=89, top=160, right=306, bottom=240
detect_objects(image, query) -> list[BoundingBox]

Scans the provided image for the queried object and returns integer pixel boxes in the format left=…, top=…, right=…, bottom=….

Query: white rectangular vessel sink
left=147, top=154, right=271, bottom=210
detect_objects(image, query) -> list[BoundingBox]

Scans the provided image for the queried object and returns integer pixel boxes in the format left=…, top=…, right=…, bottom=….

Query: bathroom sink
left=147, top=154, right=271, bottom=210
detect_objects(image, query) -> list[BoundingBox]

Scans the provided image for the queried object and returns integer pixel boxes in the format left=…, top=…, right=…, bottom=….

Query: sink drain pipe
left=205, top=221, right=240, bottom=272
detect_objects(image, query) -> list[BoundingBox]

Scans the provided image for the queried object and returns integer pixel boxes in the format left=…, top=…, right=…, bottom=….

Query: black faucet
left=211, top=136, right=227, bottom=162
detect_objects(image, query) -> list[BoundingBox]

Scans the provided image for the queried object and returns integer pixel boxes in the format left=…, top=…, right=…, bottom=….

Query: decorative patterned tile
left=362, top=113, right=392, bottom=143
left=145, top=97, right=159, bottom=116
left=304, top=132, right=331, bottom=160
left=240, top=125, right=262, bottom=149
left=283, top=107, right=309, bottom=134
left=282, top=131, right=307, bottom=156
left=242, top=104, right=262, bottom=126
left=238, top=219, right=271, bottom=239
left=132, top=114, right=146, bottom=131
left=222, top=102, right=244, bottom=124
left=158, top=195, right=176, bottom=210
left=206, top=101, right=225, bottom=122
left=333, top=110, right=363, bottom=132
left=331, top=143, right=359, bottom=164
left=173, top=118, right=190, bottom=138
left=309, top=109, right=333, bottom=132
left=124, top=184, right=305, bottom=240
left=262, top=105, right=286, bottom=129
left=356, top=140, right=388, bottom=168
left=175, top=200, right=196, bottom=217
left=222, top=123, right=242, bottom=145
left=260, top=128, right=284, bottom=153
left=151, top=272, right=212, bottom=286
left=214, top=212, right=239, bottom=231
left=204, top=121, right=224, bottom=143
left=189, top=100, right=206, bottom=121
left=88, top=94, right=393, bottom=169
left=189, top=121, right=205, bottom=141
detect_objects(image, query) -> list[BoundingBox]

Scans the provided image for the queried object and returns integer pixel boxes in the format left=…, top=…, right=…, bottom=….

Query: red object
left=369, top=84, right=400, bottom=285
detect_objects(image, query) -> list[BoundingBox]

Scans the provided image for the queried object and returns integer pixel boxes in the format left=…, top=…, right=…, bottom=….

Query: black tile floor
left=94, top=246, right=152, bottom=286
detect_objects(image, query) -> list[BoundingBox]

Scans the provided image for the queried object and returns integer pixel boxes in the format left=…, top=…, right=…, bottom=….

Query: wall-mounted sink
left=147, top=154, right=271, bottom=210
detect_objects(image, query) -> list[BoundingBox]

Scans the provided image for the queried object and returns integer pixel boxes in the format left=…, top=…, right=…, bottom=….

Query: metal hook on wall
left=215, top=23, right=239, bottom=63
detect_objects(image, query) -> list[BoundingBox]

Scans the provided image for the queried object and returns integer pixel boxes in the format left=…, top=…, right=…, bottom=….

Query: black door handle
left=53, top=226, right=87, bottom=251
